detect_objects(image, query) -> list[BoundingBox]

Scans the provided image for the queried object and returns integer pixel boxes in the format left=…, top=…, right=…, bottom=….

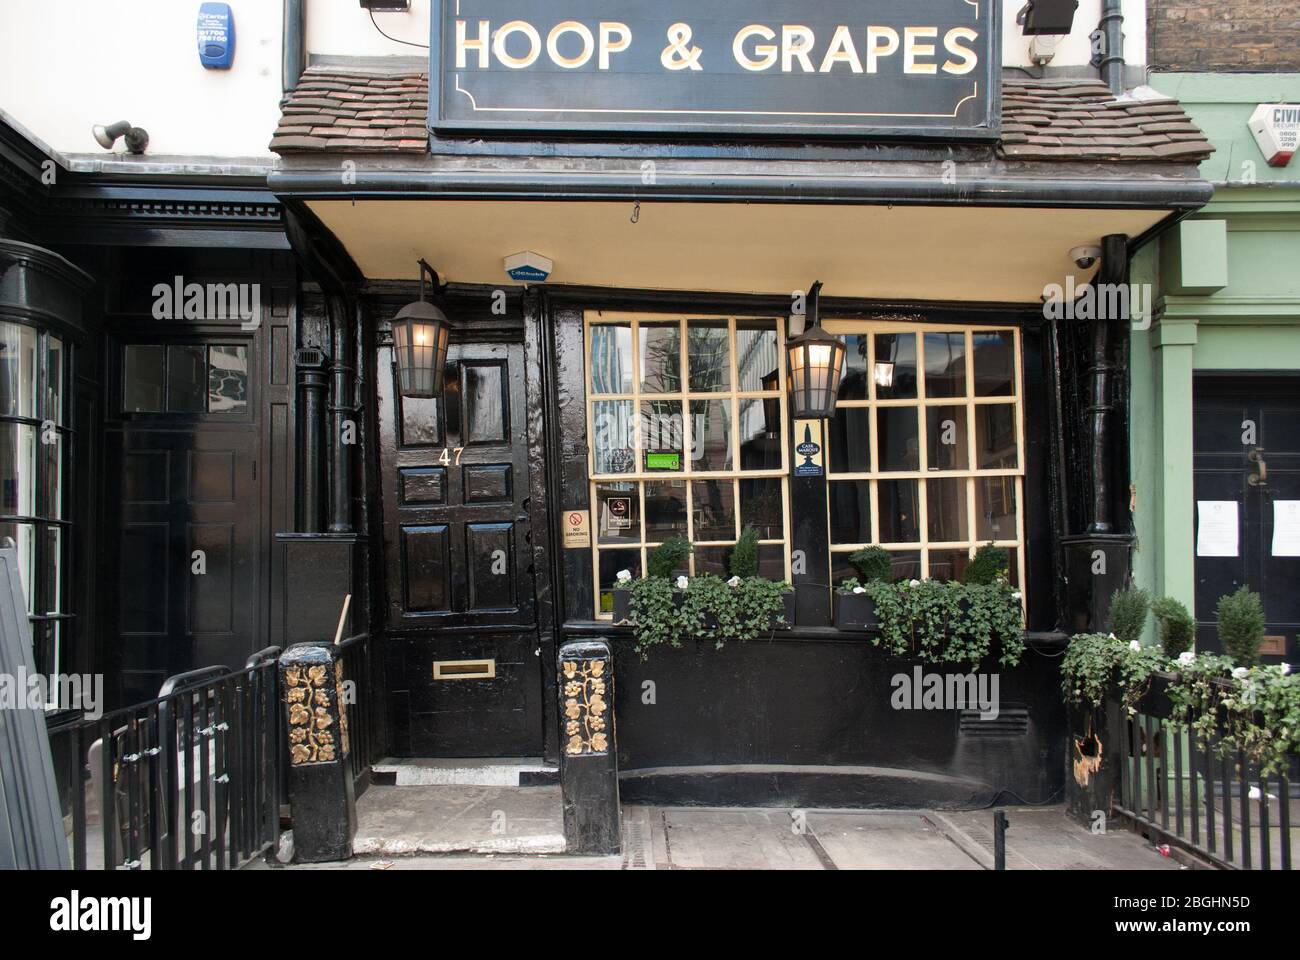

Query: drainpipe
left=1098, top=0, right=1125, bottom=96
left=1086, top=234, right=1130, bottom=533
left=283, top=0, right=306, bottom=94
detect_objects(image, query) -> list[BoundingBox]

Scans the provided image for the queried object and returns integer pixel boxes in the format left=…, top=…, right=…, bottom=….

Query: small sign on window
left=644, top=452, right=681, bottom=471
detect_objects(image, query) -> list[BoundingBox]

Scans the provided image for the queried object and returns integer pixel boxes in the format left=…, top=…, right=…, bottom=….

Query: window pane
left=595, top=483, right=640, bottom=544
left=644, top=480, right=688, bottom=542
left=928, top=548, right=970, bottom=583
left=888, top=551, right=921, bottom=581
left=590, top=324, right=632, bottom=394
left=692, top=479, right=735, bottom=541
left=977, top=476, right=1017, bottom=542
left=976, top=404, right=1018, bottom=469
left=598, top=548, right=641, bottom=614
left=123, top=344, right=165, bottom=412
left=46, top=336, right=65, bottom=425
left=878, top=479, right=920, bottom=542
left=208, top=345, right=248, bottom=413
left=641, top=400, right=684, bottom=470
left=838, top=334, right=869, bottom=400
left=927, top=406, right=968, bottom=471
left=0, top=522, right=36, bottom=614
left=400, top=395, right=441, bottom=446
left=735, top=320, right=779, bottom=393
left=41, top=429, right=62, bottom=520
left=687, top=321, right=730, bottom=392
left=877, top=407, right=919, bottom=472
left=829, top=480, right=872, bottom=545
left=167, top=344, right=206, bottom=412
left=43, top=524, right=62, bottom=614
left=740, top=476, right=782, bottom=540
left=592, top=400, right=636, bottom=474
left=693, top=546, right=729, bottom=577
left=738, top=398, right=781, bottom=470
left=756, top=545, right=786, bottom=581
left=828, top=407, right=870, bottom=473
left=690, top=399, right=731, bottom=472
left=926, top=478, right=969, bottom=543
left=639, top=321, right=681, bottom=394
left=973, top=331, right=1015, bottom=397
left=0, top=323, right=37, bottom=418
left=923, top=331, right=966, bottom=398
left=873, top=333, right=917, bottom=400
left=0, top=423, right=37, bottom=516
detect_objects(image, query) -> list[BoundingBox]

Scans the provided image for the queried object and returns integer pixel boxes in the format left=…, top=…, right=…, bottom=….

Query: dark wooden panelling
left=399, top=467, right=446, bottom=505
left=123, top=450, right=168, bottom=504
left=463, top=463, right=510, bottom=503
left=188, top=449, right=236, bottom=503
left=401, top=524, right=451, bottom=612
left=466, top=522, right=516, bottom=610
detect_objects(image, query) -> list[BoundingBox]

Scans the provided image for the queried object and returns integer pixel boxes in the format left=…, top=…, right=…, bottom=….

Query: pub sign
left=430, top=0, right=1000, bottom=139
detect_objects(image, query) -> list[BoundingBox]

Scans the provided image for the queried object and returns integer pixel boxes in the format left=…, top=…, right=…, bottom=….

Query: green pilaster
left=1153, top=318, right=1198, bottom=611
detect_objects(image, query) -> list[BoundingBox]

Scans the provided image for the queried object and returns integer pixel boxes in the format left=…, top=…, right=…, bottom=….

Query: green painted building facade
left=1131, top=73, right=1300, bottom=654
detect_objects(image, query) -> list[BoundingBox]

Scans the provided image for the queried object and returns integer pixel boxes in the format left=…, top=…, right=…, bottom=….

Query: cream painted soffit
left=306, top=198, right=1168, bottom=303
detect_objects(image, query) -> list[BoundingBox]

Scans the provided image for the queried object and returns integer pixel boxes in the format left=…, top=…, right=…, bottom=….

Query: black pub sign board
left=430, top=0, right=1000, bottom=139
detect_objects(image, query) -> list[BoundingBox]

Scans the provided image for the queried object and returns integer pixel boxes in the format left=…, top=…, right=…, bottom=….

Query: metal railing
left=47, top=648, right=282, bottom=870
left=1112, top=677, right=1297, bottom=870
left=335, top=633, right=374, bottom=794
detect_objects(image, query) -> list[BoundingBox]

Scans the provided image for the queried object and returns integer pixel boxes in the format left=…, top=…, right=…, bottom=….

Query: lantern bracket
left=417, top=259, right=444, bottom=303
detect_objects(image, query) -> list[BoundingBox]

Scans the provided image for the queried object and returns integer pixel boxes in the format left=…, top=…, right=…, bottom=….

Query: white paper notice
left=1272, top=500, right=1300, bottom=557
left=1197, top=501, right=1239, bottom=557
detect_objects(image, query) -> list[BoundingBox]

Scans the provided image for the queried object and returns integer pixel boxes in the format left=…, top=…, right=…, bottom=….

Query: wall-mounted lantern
left=392, top=260, right=451, bottom=398
left=786, top=281, right=846, bottom=420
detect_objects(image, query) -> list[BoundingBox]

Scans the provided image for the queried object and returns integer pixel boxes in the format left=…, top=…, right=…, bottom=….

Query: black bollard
left=558, top=638, right=621, bottom=856
left=279, top=643, right=357, bottom=862
left=994, top=810, right=1009, bottom=870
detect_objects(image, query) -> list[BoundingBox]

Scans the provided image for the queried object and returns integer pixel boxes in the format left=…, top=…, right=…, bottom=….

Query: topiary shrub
left=1151, top=596, right=1196, bottom=658
left=961, top=544, right=1009, bottom=585
left=1107, top=586, right=1150, bottom=647
left=729, top=526, right=759, bottom=579
left=1217, top=586, right=1266, bottom=665
left=647, top=536, right=692, bottom=579
left=848, top=545, right=892, bottom=583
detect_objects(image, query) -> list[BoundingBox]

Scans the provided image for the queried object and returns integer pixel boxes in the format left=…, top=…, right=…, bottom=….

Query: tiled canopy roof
left=271, top=67, right=1213, bottom=163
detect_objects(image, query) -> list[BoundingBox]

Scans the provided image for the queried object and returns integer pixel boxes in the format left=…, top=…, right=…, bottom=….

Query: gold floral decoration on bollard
left=285, top=662, right=340, bottom=765
left=562, top=658, right=610, bottom=756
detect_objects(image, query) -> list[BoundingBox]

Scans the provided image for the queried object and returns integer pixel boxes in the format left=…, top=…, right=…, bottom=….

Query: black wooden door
left=1192, top=376, right=1300, bottom=661
left=105, top=340, right=261, bottom=705
left=379, top=337, right=543, bottom=757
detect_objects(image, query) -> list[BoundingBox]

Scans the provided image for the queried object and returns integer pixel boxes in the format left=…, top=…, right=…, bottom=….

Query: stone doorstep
left=371, top=757, right=555, bottom=787
left=352, top=832, right=567, bottom=857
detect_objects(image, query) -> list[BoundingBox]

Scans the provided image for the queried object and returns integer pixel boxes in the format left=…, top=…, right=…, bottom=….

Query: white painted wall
left=0, top=0, right=1148, bottom=161
left=0, top=0, right=284, bottom=157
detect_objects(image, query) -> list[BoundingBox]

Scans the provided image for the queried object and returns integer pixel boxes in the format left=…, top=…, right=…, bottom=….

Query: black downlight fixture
left=391, top=260, right=451, bottom=398
left=1017, top=0, right=1079, bottom=35
left=785, top=281, right=846, bottom=420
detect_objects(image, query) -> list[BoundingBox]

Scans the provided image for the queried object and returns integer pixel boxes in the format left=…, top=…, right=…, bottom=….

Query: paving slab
left=806, top=811, right=983, bottom=869
left=351, top=784, right=565, bottom=856
left=934, top=806, right=1184, bottom=870
left=652, top=808, right=826, bottom=870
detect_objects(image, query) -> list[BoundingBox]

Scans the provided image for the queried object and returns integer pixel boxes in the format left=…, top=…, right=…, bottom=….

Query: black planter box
left=611, top=586, right=795, bottom=630
left=833, top=590, right=877, bottom=630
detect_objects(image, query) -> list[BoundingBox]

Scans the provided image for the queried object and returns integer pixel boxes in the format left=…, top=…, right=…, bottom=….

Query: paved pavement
left=254, top=784, right=1184, bottom=870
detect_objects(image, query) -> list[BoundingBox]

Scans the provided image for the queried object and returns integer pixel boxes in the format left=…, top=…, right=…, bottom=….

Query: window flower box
left=833, top=588, right=877, bottom=631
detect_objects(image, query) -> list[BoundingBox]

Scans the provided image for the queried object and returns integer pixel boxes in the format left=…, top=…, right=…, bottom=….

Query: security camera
left=92, top=121, right=149, bottom=155
left=1069, top=244, right=1102, bottom=270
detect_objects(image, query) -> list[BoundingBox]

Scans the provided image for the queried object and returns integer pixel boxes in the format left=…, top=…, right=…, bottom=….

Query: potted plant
left=728, top=526, right=795, bottom=626
left=611, top=536, right=691, bottom=622
left=834, top=545, right=891, bottom=629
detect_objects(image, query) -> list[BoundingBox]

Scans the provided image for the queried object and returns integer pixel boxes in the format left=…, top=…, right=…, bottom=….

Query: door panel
left=1192, top=377, right=1300, bottom=661
left=379, top=337, right=543, bottom=756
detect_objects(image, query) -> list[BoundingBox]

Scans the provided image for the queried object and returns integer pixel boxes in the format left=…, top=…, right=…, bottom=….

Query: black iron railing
left=1111, top=677, right=1296, bottom=870
left=47, top=648, right=283, bottom=870
left=335, top=633, right=374, bottom=795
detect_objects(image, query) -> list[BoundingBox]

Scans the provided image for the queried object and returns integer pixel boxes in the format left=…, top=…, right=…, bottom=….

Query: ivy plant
left=862, top=578, right=1025, bottom=669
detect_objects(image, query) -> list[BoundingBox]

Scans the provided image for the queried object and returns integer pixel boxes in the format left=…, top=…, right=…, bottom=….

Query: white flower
left=1108, top=633, right=1118, bottom=641
left=727, top=576, right=741, bottom=588
left=1177, top=651, right=1196, bottom=666
left=675, top=575, right=689, bottom=591
left=1129, top=640, right=1141, bottom=652
left=615, top=569, right=632, bottom=584
left=1232, top=666, right=1249, bottom=680
left=1282, top=663, right=1292, bottom=676
left=852, top=586, right=866, bottom=595
left=908, top=579, right=921, bottom=588
left=1011, top=591, right=1022, bottom=601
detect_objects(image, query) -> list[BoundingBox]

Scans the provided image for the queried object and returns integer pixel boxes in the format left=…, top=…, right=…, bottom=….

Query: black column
left=328, top=292, right=355, bottom=533
left=296, top=350, right=328, bottom=533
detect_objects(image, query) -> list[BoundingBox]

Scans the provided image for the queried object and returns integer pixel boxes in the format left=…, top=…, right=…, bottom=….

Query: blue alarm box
left=197, top=2, right=235, bottom=69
